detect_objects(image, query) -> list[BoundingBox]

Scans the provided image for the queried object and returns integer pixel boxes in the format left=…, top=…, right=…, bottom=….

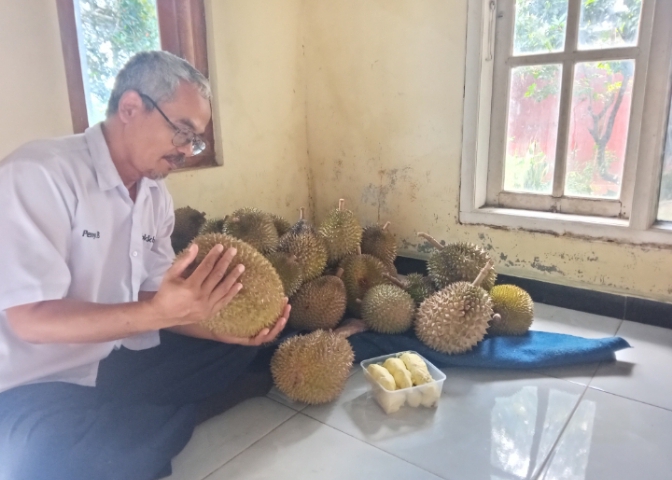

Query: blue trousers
left=0, top=331, right=269, bottom=480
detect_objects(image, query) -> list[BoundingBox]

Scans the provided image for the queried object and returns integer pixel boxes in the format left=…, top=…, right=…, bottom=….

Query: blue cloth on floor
left=346, top=330, right=631, bottom=369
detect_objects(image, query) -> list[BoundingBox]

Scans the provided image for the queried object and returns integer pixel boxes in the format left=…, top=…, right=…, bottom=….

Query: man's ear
left=116, top=90, right=146, bottom=125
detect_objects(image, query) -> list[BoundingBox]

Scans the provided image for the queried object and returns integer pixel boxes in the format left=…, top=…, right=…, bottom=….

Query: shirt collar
left=84, top=122, right=159, bottom=192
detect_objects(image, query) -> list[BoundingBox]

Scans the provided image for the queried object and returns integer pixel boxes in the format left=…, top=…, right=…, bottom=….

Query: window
left=461, top=0, right=672, bottom=245
left=55, top=0, right=217, bottom=169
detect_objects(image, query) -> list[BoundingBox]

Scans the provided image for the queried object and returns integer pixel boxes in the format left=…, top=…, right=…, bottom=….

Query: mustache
left=164, top=154, right=186, bottom=168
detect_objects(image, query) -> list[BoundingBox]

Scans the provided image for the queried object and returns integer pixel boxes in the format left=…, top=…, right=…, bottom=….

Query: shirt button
left=132, top=251, right=138, bottom=257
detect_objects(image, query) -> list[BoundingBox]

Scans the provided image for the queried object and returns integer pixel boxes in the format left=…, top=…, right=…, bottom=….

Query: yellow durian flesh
left=382, top=358, right=413, bottom=389
left=400, top=352, right=432, bottom=386
left=366, top=364, right=397, bottom=391
left=180, top=233, right=285, bottom=338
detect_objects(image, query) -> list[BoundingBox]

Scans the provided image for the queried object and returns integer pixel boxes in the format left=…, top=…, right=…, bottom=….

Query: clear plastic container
left=361, top=351, right=446, bottom=414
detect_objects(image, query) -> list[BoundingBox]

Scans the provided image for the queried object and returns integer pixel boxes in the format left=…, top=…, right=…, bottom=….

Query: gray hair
left=106, top=50, right=211, bottom=117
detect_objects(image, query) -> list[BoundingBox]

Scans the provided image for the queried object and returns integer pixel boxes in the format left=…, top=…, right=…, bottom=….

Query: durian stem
left=338, top=198, right=345, bottom=211
left=491, top=313, right=502, bottom=323
left=417, top=232, right=444, bottom=250
left=382, top=272, right=406, bottom=289
left=382, top=221, right=391, bottom=231
left=357, top=245, right=362, bottom=255
left=472, top=260, right=494, bottom=288
left=335, top=267, right=344, bottom=279
left=298, top=207, right=305, bottom=221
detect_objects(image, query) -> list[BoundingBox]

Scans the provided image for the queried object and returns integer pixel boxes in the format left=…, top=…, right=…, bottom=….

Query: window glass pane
left=657, top=94, right=672, bottom=222
left=77, top=0, right=161, bottom=124
left=578, top=0, right=642, bottom=50
left=513, top=0, right=568, bottom=56
left=565, top=61, right=634, bottom=199
left=504, top=65, right=562, bottom=195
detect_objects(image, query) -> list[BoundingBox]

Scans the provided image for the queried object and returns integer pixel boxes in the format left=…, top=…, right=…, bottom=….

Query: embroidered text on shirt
left=142, top=234, right=156, bottom=244
left=82, top=230, right=100, bottom=239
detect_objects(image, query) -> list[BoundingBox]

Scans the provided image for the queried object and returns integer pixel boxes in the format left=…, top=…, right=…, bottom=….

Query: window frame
left=460, top=0, right=672, bottom=245
left=55, top=0, right=219, bottom=170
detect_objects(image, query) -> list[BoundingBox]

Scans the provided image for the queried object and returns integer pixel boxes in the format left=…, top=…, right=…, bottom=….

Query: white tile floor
left=166, top=303, right=672, bottom=480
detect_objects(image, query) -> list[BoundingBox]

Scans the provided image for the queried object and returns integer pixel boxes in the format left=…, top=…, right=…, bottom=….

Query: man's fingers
left=167, top=243, right=198, bottom=279
left=211, top=281, right=243, bottom=313
left=186, top=244, right=225, bottom=286
left=203, top=249, right=241, bottom=294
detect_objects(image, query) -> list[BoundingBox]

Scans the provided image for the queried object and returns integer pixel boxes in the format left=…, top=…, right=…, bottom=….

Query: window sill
left=459, top=207, right=672, bottom=247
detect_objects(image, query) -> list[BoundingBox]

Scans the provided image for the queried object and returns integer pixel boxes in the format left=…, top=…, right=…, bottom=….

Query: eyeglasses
left=138, top=93, right=206, bottom=156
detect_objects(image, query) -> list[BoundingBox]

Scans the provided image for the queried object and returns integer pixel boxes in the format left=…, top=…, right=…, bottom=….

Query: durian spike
left=334, top=318, right=367, bottom=338
left=335, top=267, right=344, bottom=278
left=417, top=232, right=444, bottom=250
left=338, top=198, right=345, bottom=211
left=472, top=260, right=495, bottom=288
left=298, top=207, right=305, bottom=221
left=382, top=221, right=391, bottom=231
left=382, top=272, right=406, bottom=289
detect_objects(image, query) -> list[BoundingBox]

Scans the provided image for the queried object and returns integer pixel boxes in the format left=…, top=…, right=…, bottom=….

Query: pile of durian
left=172, top=200, right=535, bottom=408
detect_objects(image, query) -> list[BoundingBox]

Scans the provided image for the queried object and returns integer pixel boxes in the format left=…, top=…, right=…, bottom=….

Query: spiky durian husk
left=415, top=282, right=493, bottom=354
left=428, top=242, right=497, bottom=291
left=404, top=273, right=436, bottom=305
left=266, top=252, right=304, bottom=297
left=223, top=208, right=279, bottom=254
left=172, top=206, right=206, bottom=253
left=270, top=330, right=354, bottom=404
left=318, top=206, right=362, bottom=266
left=340, top=254, right=390, bottom=317
left=180, top=233, right=285, bottom=337
left=277, top=232, right=328, bottom=282
left=288, top=275, right=346, bottom=331
left=488, top=285, right=534, bottom=336
left=361, top=284, right=415, bottom=334
left=270, top=214, right=292, bottom=237
left=198, top=217, right=226, bottom=236
left=361, top=224, right=397, bottom=265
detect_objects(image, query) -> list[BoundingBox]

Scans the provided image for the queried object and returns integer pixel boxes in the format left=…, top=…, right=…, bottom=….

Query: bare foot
left=334, top=318, right=368, bottom=338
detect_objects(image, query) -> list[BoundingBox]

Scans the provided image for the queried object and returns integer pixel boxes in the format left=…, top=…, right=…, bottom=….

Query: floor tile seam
left=201, top=409, right=301, bottom=480
left=583, top=385, right=672, bottom=413
left=266, top=393, right=309, bottom=412
left=531, top=384, right=590, bottom=480
left=295, top=410, right=448, bottom=480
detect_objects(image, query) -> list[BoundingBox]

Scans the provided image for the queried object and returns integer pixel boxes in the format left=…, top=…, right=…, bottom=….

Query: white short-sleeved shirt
left=0, top=123, right=176, bottom=394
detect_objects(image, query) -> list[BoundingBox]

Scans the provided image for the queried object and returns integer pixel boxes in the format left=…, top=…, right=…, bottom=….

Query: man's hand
left=209, top=299, right=291, bottom=346
left=149, top=243, right=244, bottom=329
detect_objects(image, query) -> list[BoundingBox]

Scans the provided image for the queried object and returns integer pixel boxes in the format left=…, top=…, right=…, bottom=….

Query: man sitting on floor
left=0, top=50, right=289, bottom=480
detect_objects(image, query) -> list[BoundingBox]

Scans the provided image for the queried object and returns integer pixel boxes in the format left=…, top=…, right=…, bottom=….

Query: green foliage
left=78, top=0, right=160, bottom=123
left=505, top=141, right=552, bottom=193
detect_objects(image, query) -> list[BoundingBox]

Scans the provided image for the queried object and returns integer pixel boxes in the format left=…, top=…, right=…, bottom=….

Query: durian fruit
left=288, top=269, right=347, bottom=331
left=318, top=199, right=362, bottom=266
left=270, top=213, right=292, bottom=237
left=418, top=232, right=497, bottom=291
left=399, top=352, right=432, bottom=386
left=340, top=252, right=391, bottom=317
left=179, top=233, right=285, bottom=337
left=277, top=208, right=328, bottom=282
left=359, top=284, right=415, bottom=334
left=266, top=252, right=304, bottom=297
left=172, top=206, right=206, bottom=253
left=488, top=285, right=534, bottom=336
left=270, top=329, right=355, bottom=405
left=383, top=272, right=436, bottom=306
left=361, top=221, right=397, bottom=266
left=223, top=208, right=279, bottom=254
left=198, top=217, right=226, bottom=235
left=415, top=261, right=495, bottom=354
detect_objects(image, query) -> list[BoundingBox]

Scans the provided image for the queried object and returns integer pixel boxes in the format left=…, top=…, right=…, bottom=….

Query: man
left=0, top=51, right=289, bottom=480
